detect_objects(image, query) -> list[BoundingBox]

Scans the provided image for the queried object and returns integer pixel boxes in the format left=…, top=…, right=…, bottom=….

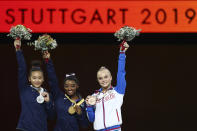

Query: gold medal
left=65, top=94, right=85, bottom=115
left=68, top=106, right=76, bottom=114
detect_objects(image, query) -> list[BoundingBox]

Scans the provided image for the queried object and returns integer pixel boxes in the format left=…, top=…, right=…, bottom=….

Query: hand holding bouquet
left=114, top=26, right=141, bottom=51
left=28, top=34, right=57, bottom=62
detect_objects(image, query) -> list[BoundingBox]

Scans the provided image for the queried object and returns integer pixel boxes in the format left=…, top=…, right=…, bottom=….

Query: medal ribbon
left=64, top=94, right=84, bottom=106
left=39, top=88, right=44, bottom=94
left=37, top=88, right=44, bottom=104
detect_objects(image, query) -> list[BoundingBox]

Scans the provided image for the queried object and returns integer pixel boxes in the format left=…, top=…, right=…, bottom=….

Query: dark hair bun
left=29, top=60, right=43, bottom=76
left=31, top=60, right=42, bottom=68
left=64, top=73, right=80, bottom=86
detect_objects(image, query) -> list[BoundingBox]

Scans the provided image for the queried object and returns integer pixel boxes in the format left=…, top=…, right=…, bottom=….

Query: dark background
left=1, top=33, right=197, bottom=131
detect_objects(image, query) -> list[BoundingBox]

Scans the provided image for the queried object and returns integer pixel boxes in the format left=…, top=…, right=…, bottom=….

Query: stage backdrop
left=1, top=35, right=197, bottom=130
left=1, top=0, right=197, bottom=33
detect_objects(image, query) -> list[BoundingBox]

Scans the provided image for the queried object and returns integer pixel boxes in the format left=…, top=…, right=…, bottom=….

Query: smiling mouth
left=33, top=83, right=41, bottom=87
left=67, top=90, right=73, bottom=94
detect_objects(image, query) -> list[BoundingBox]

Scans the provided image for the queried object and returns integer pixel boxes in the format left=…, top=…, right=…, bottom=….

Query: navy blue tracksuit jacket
left=46, top=59, right=89, bottom=131
left=16, top=50, right=54, bottom=131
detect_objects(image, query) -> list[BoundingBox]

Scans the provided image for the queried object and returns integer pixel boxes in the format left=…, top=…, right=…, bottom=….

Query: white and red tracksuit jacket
left=86, top=53, right=126, bottom=131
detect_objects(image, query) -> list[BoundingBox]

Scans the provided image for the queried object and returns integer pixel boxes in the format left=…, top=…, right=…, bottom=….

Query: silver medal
left=37, top=88, right=44, bottom=104
left=37, top=95, right=44, bottom=103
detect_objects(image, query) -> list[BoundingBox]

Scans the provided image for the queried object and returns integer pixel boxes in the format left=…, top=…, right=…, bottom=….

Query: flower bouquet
left=7, top=24, right=32, bottom=40
left=28, top=34, right=57, bottom=62
left=114, top=26, right=141, bottom=50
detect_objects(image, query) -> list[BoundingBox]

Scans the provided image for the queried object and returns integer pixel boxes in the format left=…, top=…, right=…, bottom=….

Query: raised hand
left=43, top=51, right=50, bottom=59
left=14, top=39, right=21, bottom=51
left=120, top=42, right=129, bottom=52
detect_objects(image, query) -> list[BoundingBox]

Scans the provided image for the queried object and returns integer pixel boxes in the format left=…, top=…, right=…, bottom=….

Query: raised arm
left=43, top=51, right=61, bottom=99
left=14, top=40, right=28, bottom=92
left=115, top=42, right=129, bottom=94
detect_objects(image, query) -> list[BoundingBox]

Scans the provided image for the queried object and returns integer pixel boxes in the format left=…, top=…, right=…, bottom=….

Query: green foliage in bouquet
left=28, top=34, right=57, bottom=52
left=7, top=24, right=32, bottom=40
left=114, top=26, right=141, bottom=42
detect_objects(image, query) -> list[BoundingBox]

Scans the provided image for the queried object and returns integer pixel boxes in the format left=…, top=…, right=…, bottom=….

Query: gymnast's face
left=29, top=71, right=44, bottom=88
left=97, top=69, right=112, bottom=89
left=64, top=80, right=78, bottom=96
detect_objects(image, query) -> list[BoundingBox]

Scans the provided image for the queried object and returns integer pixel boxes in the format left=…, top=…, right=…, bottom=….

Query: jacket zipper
left=102, top=97, right=106, bottom=128
left=116, top=109, right=120, bottom=122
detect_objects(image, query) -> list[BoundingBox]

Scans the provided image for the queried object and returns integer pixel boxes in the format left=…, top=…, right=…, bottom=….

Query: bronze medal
left=88, top=96, right=96, bottom=105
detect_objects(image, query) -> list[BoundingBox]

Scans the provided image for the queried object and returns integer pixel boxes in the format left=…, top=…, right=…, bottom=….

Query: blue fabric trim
left=97, top=125, right=121, bottom=131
